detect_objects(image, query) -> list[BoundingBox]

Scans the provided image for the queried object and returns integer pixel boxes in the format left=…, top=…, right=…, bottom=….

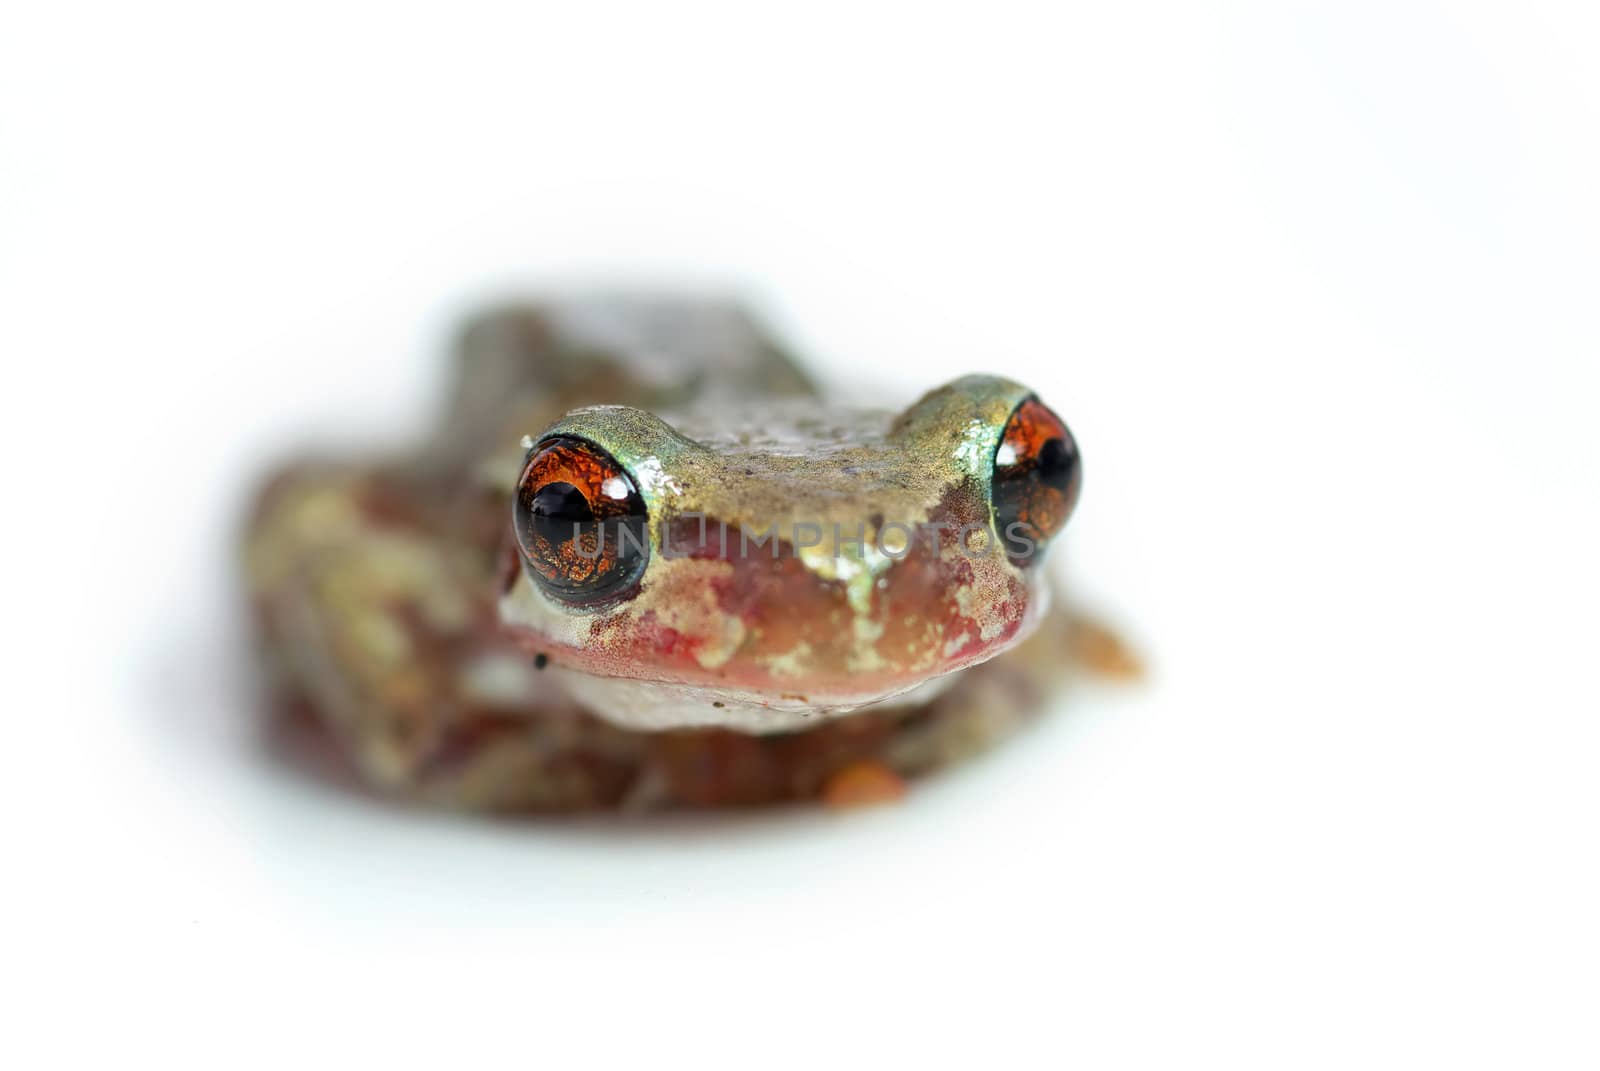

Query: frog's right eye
left=513, top=436, right=649, bottom=608
left=991, top=396, right=1081, bottom=567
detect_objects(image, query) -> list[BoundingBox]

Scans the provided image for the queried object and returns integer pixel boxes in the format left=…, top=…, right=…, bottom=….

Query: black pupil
left=1036, top=437, right=1076, bottom=491
left=530, top=482, right=594, bottom=541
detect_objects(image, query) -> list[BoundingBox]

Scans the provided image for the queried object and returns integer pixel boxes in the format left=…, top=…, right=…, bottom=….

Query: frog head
left=498, top=374, right=1081, bottom=731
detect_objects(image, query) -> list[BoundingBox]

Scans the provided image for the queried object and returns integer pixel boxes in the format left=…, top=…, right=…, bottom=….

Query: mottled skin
left=245, top=298, right=1128, bottom=811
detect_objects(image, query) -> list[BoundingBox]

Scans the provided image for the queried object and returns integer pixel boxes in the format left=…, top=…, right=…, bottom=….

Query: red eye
left=991, top=397, right=1081, bottom=566
left=513, top=437, right=649, bottom=607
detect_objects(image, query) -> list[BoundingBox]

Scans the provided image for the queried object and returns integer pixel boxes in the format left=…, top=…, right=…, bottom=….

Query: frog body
left=245, top=298, right=1114, bottom=810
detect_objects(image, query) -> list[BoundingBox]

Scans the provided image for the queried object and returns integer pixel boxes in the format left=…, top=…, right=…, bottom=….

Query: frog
left=244, top=297, right=1135, bottom=811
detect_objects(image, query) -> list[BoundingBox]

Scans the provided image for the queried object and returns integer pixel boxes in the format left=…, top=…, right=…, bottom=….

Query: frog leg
left=247, top=462, right=653, bottom=810
left=812, top=599, right=1140, bottom=807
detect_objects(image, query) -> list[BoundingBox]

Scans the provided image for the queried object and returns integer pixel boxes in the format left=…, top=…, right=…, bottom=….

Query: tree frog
left=245, top=298, right=1132, bottom=811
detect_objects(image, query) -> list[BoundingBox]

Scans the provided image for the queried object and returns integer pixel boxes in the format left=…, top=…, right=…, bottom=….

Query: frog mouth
left=551, top=669, right=965, bottom=735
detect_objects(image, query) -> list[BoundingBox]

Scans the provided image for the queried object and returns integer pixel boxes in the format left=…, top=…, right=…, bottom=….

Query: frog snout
left=633, top=505, right=1044, bottom=698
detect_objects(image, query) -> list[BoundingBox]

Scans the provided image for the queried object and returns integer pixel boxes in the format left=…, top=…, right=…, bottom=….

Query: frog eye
left=513, top=436, right=649, bottom=608
left=991, top=396, right=1081, bottom=566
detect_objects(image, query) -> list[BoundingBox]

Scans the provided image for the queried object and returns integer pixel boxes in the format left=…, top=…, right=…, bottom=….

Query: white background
left=3, top=1, right=1597, bottom=1066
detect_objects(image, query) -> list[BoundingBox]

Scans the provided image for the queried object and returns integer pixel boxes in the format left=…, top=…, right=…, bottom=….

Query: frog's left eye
left=513, top=436, right=649, bottom=608
left=991, top=396, right=1081, bottom=566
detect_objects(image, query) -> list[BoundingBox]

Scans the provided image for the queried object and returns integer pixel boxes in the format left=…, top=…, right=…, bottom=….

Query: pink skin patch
left=506, top=484, right=1039, bottom=706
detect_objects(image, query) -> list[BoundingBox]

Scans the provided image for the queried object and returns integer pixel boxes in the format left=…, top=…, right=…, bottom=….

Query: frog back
left=431, top=296, right=819, bottom=473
